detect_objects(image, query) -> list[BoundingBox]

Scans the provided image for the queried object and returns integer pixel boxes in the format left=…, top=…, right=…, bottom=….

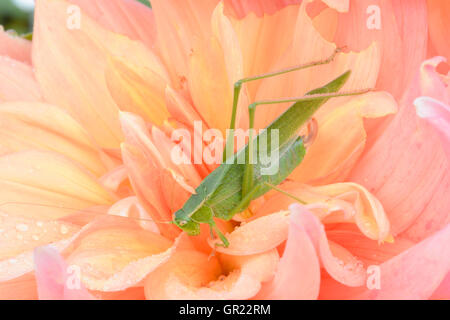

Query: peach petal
left=0, top=212, right=80, bottom=282
left=227, top=4, right=300, bottom=101
left=208, top=211, right=290, bottom=255
left=247, top=4, right=381, bottom=132
left=188, top=36, right=234, bottom=135
left=105, top=56, right=170, bottom=126
left=99, top=165, right=129, bottom=193
left=290, top=91, right=397, bottom=183
left=0, top=150, right=114, bottom=221
left=107, top=196, right=160, bottom=234
left=151, top=0, right=219, bottom=88
left=427, top=0, right=450, bottom=60
left=121, top=143, right=178, bottom=239
left=68, top=0, right=156, bottom=48
left=0, top=102, right=106, bottom=176
left=223, top=0, right=302, bottom=18
left=64, top=216, right=175, bottom=292
left=34, top=246, right=95, bottom=300
left=0, top=27, right=31, bottom=64
left=145, top=249, right=276, bottom=300
left=0, top=56, right=42, bottom=102
left=350, top=58, right=450, bottom=240
left=0, top=273, right=37, bottom=300
left=332, top=0, right=428, bottom=99
left=165, top=86, right=204, bottom=128
left=33, top=0, right=168, bottom=148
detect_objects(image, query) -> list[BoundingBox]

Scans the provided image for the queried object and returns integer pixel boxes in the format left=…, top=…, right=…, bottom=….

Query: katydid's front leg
left=223, top=47, right=344, bottom=162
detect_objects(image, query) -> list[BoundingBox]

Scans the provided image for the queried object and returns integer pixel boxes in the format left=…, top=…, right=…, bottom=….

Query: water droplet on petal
left=60, top=225, right=69, bottom=235
left=16, top=223, right=29, bottom=232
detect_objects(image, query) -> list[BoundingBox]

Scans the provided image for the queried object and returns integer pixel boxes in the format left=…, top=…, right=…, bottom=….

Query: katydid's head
left=173, top=210, right=201, bottom=236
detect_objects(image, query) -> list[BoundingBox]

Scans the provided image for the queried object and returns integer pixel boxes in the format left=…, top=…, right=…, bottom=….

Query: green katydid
left=0, top=49, right=370, bottom=247
left=170, top=48, right=371, bottom=247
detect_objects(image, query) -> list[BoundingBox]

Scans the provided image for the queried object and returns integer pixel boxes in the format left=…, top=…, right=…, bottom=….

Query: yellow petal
left=0, top=151, right=114, bottom=220
left=0, top=102, right=106, bottom=176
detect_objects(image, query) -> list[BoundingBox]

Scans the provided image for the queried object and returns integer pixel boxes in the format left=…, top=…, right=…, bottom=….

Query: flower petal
left=68, top=0, right=156, bottom=48
left=34, top=245, right=95, bottom=300
left=63, top=215, right=175, bottom=292
left=0, top=56, right=42, bottom=102
left=151, top=0, right=219, bottom=88
left=415, top=96, right=450, bottom=160
left=255, top=181, right=391, bottom=242
left=0, top=150, right=114, bottom=220
left=332, top=0, right=428, bottom=99
left=0, top=27, right=31, bottom=64
left=427, top=0, right=450, bottom=60
left=0, top=212, right=80, bottom=282
left=33, top=0, right=168, bottom=148
left=359, top=223, right=450, bottom=299
left=349, top=58, right=450, bottom=240
left=290, top=91, right=397, bottom=183
left=0, top=102, right=106, bottom=176
left=144, top=248, right=277, bottom=300
left=208, top=211, right=291, bottom=255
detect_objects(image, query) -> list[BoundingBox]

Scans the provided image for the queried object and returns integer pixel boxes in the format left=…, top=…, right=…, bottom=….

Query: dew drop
left=60, top=225, right=69, bottom=235
left=32, top=235, right=40, bottom=241
left=16, top=223, right=29, bottom=232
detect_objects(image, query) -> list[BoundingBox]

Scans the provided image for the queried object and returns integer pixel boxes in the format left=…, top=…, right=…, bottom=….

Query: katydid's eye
left=179, top=220, right=187, bottom=226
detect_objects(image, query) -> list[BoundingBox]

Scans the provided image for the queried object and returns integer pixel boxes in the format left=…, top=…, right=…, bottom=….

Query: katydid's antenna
left=0, top=202, right=174, bottom=225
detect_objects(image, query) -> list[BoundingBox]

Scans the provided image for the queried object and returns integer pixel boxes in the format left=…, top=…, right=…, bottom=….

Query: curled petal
left=254, top=207, right=320, bottom=299
left=63, top=216, right=175, bottom=292
left=144, top=249, right=278, bottom=300
left=255, top=182, right=391, bottom=242
left=415, top=96, right=450, bottom=161
left=208, top=211, right=290, bottom=255
left=350, top=58, right=450, bottom=241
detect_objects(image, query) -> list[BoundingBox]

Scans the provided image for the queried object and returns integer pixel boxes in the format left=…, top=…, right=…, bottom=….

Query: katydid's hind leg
left=224, top=47, right=343, bottom=161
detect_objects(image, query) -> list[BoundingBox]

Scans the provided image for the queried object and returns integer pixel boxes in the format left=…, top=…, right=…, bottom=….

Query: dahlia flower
left=0, top=0, right=448, bottom=300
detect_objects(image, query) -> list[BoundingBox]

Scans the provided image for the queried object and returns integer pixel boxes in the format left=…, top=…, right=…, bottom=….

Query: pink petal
left=415, top=96, right=450, bottom=160
left=358, top=223, right=450, bottom=299
left=254, top=206, right=320, bottom=299
left=349, top=58, right=450, bottom=241
left=34, top=246, right=95, bottom=300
